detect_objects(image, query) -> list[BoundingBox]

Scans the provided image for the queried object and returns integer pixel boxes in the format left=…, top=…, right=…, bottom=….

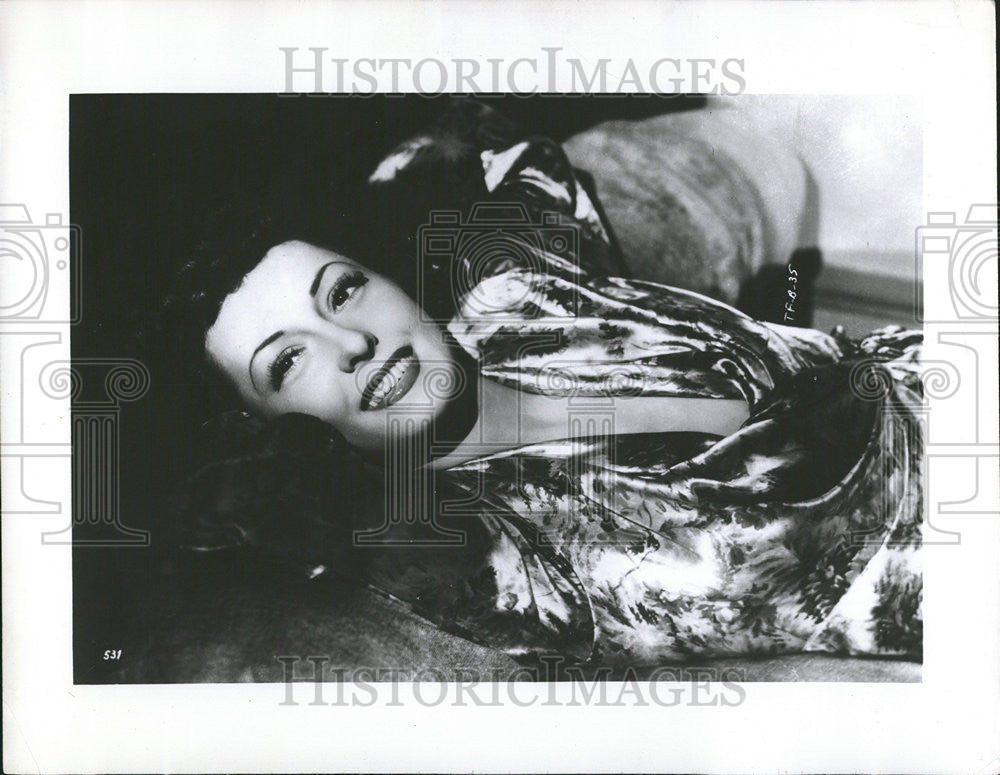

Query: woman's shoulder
left=449, top=267, right=774, bottom=387
left=364, top=98, right=628, bottom=284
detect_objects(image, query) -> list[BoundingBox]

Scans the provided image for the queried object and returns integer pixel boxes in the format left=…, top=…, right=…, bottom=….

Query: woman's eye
left=327, top=271, right=368, bottom=312
left=268, top=345, right=304, bottom=391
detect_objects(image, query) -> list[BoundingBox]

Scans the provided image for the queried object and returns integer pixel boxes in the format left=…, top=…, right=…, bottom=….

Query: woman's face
left=205, top=241, right=460, bottom=455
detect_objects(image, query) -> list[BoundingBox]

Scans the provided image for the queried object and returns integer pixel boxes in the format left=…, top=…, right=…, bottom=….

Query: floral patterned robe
left=362, top=101, right=924, bottom=666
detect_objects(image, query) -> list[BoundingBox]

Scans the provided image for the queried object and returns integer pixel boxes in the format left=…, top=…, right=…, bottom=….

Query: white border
left=1, top=1, right=997, bottom=773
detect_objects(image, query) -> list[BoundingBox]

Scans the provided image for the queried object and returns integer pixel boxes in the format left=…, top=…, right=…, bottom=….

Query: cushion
left=562, top=101, right=809, bottom=304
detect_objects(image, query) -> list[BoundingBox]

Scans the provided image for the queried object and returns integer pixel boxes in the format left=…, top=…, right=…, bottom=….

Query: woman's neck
left=429, top=377, right=567, bottom=469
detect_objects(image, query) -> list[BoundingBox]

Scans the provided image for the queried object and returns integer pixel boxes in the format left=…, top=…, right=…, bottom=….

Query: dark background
left=70, top=94, right=707, bottom=682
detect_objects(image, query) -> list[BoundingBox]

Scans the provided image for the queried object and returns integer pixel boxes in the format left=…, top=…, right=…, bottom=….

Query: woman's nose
left=334, top=329, right=378, bottom=373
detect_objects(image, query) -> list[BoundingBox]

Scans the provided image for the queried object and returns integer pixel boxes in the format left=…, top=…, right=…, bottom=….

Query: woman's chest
left=520, top=392, right=750, bottom=440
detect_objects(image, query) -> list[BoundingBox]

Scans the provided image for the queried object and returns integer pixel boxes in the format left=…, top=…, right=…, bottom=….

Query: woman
left=163, top=102, right=923, bottom=667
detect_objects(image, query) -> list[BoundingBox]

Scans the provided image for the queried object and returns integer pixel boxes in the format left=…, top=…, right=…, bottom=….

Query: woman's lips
left=359, top=345, right=421, bottom=411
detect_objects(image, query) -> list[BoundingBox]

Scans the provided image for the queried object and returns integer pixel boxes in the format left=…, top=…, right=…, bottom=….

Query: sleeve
left=364, top=99, right=628, bottom=283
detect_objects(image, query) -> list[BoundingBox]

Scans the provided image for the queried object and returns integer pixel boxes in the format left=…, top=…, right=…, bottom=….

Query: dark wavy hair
left=153, top=99, right=528, bottom=571
left=150, top=190, right=380, bottom=571
left=151, top=99, right=537, bottom=409
left=168, top=410, right=385, bottom=577
left=153, top=186, right=463, bottom=573
left=150, top=188, right=350, bottom=411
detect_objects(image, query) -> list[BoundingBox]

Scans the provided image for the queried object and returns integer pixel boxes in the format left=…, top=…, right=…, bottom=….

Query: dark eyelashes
left=268, top=345, right=304, bottom=391
left=327, top=270, right=368, bottom=311
left=265, top=271, right=368, bottom=392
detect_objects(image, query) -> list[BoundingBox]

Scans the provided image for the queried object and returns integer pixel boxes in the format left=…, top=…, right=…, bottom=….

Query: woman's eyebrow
left=309, top=260, right=351, bottom=298
left=246, top=261, right=352, bottom=390
left=248, top=330, right=285, bottom=390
